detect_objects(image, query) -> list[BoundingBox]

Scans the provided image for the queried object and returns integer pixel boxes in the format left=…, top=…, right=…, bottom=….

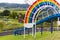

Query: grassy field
left=0, top=9, right=59, bottom=40
left=0, top=9, right=26, bottom=32
left=0, top=31, right=60, bottom=40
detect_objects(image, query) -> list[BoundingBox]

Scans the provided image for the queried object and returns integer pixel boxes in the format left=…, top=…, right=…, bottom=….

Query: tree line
left=0, top=10, right=25, bottom=23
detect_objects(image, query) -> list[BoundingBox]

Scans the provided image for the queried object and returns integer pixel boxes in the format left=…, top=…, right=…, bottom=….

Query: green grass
left=0, top=31, right=60, bottom=40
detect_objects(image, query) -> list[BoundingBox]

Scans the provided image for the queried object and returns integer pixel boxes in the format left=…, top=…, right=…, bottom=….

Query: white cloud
left=0, top=0, right=26, bottom=4
left=0, top=0, right=60, bottom=5
left=0, top=0, right=36, bottom=4
left=25, top=0, right=36, bottom=5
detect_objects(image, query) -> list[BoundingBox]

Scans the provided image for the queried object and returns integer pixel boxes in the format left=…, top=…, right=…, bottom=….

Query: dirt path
left=0, top=31, right=13, bottom=36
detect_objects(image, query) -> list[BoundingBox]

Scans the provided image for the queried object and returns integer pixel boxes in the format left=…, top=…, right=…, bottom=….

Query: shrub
left=2, top=10, right=10, bottom=16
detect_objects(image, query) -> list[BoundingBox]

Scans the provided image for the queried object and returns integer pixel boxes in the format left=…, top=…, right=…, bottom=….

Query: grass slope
left=0, top=31, right=60, bottom=40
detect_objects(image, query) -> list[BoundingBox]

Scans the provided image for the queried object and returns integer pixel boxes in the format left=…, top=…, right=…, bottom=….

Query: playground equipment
left=13, top=0, right=60, bottom=39
left=24, top=0, right=60, bottom=38
left=14, top=28, right=31, bottom=35
left=14, top=28, right=25, bottom=35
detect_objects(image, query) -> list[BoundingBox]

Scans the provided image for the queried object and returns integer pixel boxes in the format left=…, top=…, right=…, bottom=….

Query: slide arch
left=24, top=0, right=60, bottom=25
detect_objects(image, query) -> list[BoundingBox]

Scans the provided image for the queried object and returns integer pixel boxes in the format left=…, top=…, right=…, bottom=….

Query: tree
left=10, top=12, right=18, bottom=19
left=18, top=13, right=25, bottom=23
left=2, top=10, right=10, bottom=16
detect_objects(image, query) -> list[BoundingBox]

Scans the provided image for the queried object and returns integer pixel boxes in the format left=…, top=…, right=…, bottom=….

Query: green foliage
left=0, top=12, right=3, bottom=16
left=0, top=31, right=60, bottom=40
left=10, top=12, right=18, bottom=19
left=2, top=10, right=10, bottom=16
left=19, top=13, right=25, bottom=19
left=0, top=21, right=5, bottom=31
left=15, top=13, right=25, bottom=23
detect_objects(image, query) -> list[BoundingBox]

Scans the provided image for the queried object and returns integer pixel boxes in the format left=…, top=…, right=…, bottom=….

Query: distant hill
left=0, top=3, right=30, bottom=9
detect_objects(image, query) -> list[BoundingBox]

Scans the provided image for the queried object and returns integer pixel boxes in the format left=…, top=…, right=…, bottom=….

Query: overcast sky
left=0, top=0, right=60, bottom=4
left=0, top=0, right=36, bottom=4
left=0, top=0, right=26, bottom=4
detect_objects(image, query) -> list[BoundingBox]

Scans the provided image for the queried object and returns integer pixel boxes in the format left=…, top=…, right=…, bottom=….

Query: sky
left=0, top=0, right=26, bottom=4
left=0, top=0, right=60, bottom=5
left=0, top=0, right=36, bottom=4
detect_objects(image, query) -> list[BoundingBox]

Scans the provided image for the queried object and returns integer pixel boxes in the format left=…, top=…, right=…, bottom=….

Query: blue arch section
left=29, top=2, right=59, bottom=23
left=14, top=13, right=60, bottom=35
left=36, top=13, right=60, bottom=25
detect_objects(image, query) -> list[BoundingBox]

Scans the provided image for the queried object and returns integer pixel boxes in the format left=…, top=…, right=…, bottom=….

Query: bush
left=2, top=10, right=10, bottom=16
left=10, top=12, right=18, bottom=19
left=0, top=21, right=5, bottom=31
